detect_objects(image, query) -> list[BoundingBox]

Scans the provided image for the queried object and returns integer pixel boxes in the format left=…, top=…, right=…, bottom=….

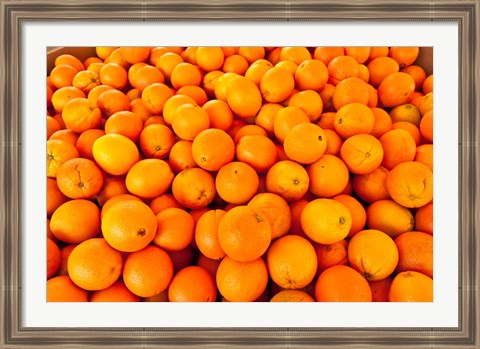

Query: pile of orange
left=47, top=46, right=434, bottom=302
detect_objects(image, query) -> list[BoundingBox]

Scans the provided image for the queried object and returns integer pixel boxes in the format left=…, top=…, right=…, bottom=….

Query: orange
left=266, top=160, right=309, bottom=202
left=317, top=111, right=336, bottom=130
left=125, top=159, right=174, bottom=199
left=423, top=74, right=433, bottom=94
left=100, top=194, right=142, bottom=218
left=366, top=199, right=414, bottom=238
left=301, top=198, right=352, bottom=244
left=218, top=205, right=271, bottom=262
left=156, top=52, right=184, bottom=80
left=162, top=94, right=197, bottom=125
left=47, top=177, right=68, bottom=217
left=389, top=103, right=421, bottom=126
left=141, top=82, right=175, bottom=115
left=68, top=238, right=123, bottom=291
left=171, top=103, right=210, bottom=141
left=232, top=124, right=268, bottom=144
left=170, top=62, right=202, bottom=89
left=270, top=290, right=315, bottom=302
left=370, top=107, right=392, bottom=138
left=340, top=134, right=384, bottom=174
left=294, top=59, right=328, bottom=91
left=214, top=72, right=240, bottom=102
left=171, top=167, right=216, bottom=209
left=273, top=106, right=310, bottom=143
left=395, top=231, right=433, bottom=278
left=315, top=265, right=372, bottom=302
left=215, top=162, right=259, bottom=205
left=194, top=46, right=224, bottom=72
left=388, top=271, right=433, bottom=302
left=176, top=85, right=208, bottom=106
left=195, top=209, right=227, bottom=260
left=235, top=135, right=278, bottom=174
left=104, top=110, right=143, bottom=142
left=47, top=275, right=88, bottom=302
left=202, top=70, right=224, bottom=98
left=368, top=47, right=389, bottom=60
left=238, top=47, right=265, bottom=64
left=191, top=128, right=235, bottom=171
left=328, top=55, right=359, bottom=84
left=90, top=280, right=141, bottom=302
left=366, top=56, right=399, bottom=87
left=56, top=244, right=76, bottom=276
left=216, top=256, right=268, bottom=302
left=97, top=89, right=131, bottom=117
left=352, top=166, right=390, bottom=203
left=168, top=140, right=197, bottom=173
left=51, top=86, right=86, bottom=113
left=47, top=238, right=61, bottom=279
left=392, top=121, right=422, bottom=146
left=49, top=64, right=78, bottom=89
left=415, top=202, right=433, bottom=235
left=55, top=53, right=84, bottom=71
left=283, top=123, right=327, bottom=164
left=402, top=65, right=427, bottom=91
left=61, top=97, right=102, bottom=133
left=95, top=177, right=128, bottom=207
left=369, top=277, right=393, bottom=302
left=323, top=129, right=343, bottom=156
left=419, top=110, right=433, bottom=143
left=267, top=235, right=317, bottom=289
left=345, top=47, right=371, bottom=64
left=378, top=72, right=416, bottom=107
left=139, top=124, right=176, bottom=159
left=119, top=47, right=151, bottom=64
left=153, top=207, right=195, bottom=251
left=149, top=193, right=182, bottom=215
left=222, top=54, right=249, bottom=75
left=226, top=76, right=263, bottom=119
left=202, top=99, right=234, bottom=131
left=56, top=158, right=104, bottom=199
left=288, top=89, right=324, bottom=123
left=168, top=266, right=217, bottom=302
left=347, top=229, right=399, bottom=281
left=332, top=77, right=370, bottom=111
left=99, top=63, right=128, bottom=90
left=379, top=129, right=417, bottom=170
left=49, top=129, right=79, bottom=145
left=333, top=194, right=366, bottom=237
left=388, top=47, right=420, bottom=68
left=47, top=139, right=80, bottom=178
left=254, top=103, right=283, bottom=137
left=92, top=133, right=140, bottom=176
left=333, top=102, right=375, bottom=139
left=248, top=192, right=291, bottom=240
left=306, top=154, right=349, bottom=198
left=244, top=59, right=273, bottom=86
left=129, top=65, right=165, bottom=92
left=414, top=144, right=433, bottom=171
left=96, top=47, right=117, bottom=60
left=386, top=161, right=433, bottom=208
left=123, top=245, right=174, bottom=298
left=280, top=47, right=311, bottom=65
left=314, top=239, right=348, bottom=274
left=102, top=199, right=157, bottom=252
left=72, top=70, right=101, bottom=93
left=313, top=47, right=345, bottom=65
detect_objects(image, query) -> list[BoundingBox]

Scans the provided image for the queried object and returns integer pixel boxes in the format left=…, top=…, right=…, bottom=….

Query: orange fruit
left=267, top=235, right=317, bottom=289
left=99, top=62, right=128, bottom=90
left=266, top=160, right=309, bottom=202
left=369, top=277, right=393, bottom=302
left=323, top=129, right=343, bottom=156
left=232, top=124, right=268, bottom=144
left=366, top=199, right=414, bottom=238
left=352, top=165, right=390, bottom=203
left=153, top=207, right=195, bottom=251
left=49, top=64, right=78, bottom=89
left=177, top=85, right=208, bottom=106
left=156, top=52, right=184, bottom=80
left=423, top=74, right=433, bottom=94
left=215, top=162, right=259, bottom=205
left=95, top=177, right=128, bottom=207
left=345, top=47, right=371, bottom=64
left=214, top=72, right=240, bottom=102
left=49, top=129, right=79, bottom=145
left=119, top=47, right=151, bottom=64
left=347, top=229, right=399, bottom=281
left=244, top=59, right=273, bottom=86
left=191, top=128, right=235, bottom=171
left=168, top=140, right=197, bottom=173
left=101, top=199, right=157, bottom=252
left=96, top=89, right=131, bottom=118
left=218, top=205, right=271, bottom=262
left=301, top=198, right=352, bottom=244
left=130, top=65, right=165, bottom=92
left=47, top=139, right=80, bottom=178
left=368, top=47, right=390, bottom=60
left=273, top=106, right=310, bottom=143
left=139, top=124, right=176, bottom=159
left=314, top=239, right=348, bottom=274
left=72, top=70, right=101, bottom=93
left=172, top=103, right=210, bottom=141
left=195, top=209, right=227, bottom=260
left=123, top=245, right=174, bottom=298
left=414, top=144, right=433, bottom=171
left=104, top=110, right=143, bottom=142
left=315, top=265, right=372, bottom=302
left=238, top=47, right=265, bottom=64
left=378, top=72, right=416, bottom=108
left=283, top=123, right=327, bottom=164
left=170, top=62, right=202, bottom=89
left=366, top=56, right=399, bottom=88
left=195, top=47, right=224, bottom=72
left=47, top=177, right=69, bottom=217
left=171, top=167, right=216, bottom=209
left=370, top=107, right=393, bottom=138
left=61, top=97, right=102, bottom=133
left=47, top=275, right=88, bottom=302
left=288, top=89, right=324, bottom=123
left=56, top=158, right=104, bottom=199
left=248, top=192, right=291, bottom=240
left=340, top=134, right=384, bottom=174
left=280, top=47, right=311, bottom=65
left=68, top=238, right=123, bottom=291
left=149, top=193, right=182, bottom=215
left=226, top=76, right=263, bottom=119
left=388, top=271, right=433, bottom=302
left=141, top=82, right=174, bottom=115
left=332, top=77, right=370, bottom=111
left=415, top=202, right=433, bottom=235
left=333, top=102, right=375, bottom=139
left=222, top=54, right=249, bottom=75
left=402, top=65, right=427, bottom=91
left=294, top=59, right=328, bottom=91
left=162, top=94, right=197, bottom=125
left=270, top=290, right=315, bottom=302
left=389, top=103, right=421, bottom=126
left=202, top=70, right=224, bottom=97
left=379, top=129, right=417, bottom=170
left=92, top=133, right=139, bottom=176
left=395, top=231, right=433, bottom=278
left=125, top=159, right=174, bottom=199
left=313, top=47, right=345, bottom=65
left=419, top=110, right=433, bottom=143
left=235, top=135, right=278, bottom=174
left=168, top=266, right=217, bottom=302
left=306, top=154, right=349, bottom=198
left=388, top=47, right=420, bottom=68
left=386, top=161, right=433, bottom=208
left=90, top=280, right=141, bottom=302
left=333, top=194, right=366, bottom=237
left=51, top=86, right=86, bottom=113
left=100, top=193, right=142, bottom=218
left=55, top=53, right=84, bottom=71
left=47, top=238, right=61, bottom=279
left=216, top=256, right=268, bottom=302
left=328, top=55, right=359, bottom=84
left=202, top=99, right=234, bottom=131
left=392, top=121, right=422, bottom=146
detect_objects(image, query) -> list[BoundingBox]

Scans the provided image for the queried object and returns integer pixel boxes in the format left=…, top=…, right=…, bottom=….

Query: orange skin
left=283, top=123, right=328, bottom=165
left=176, top=85, right=208, bottom=106
left=90, top=280, right=141, bottom=302
left=92, top=133, right=140, bottom=176
left=245, top=59, right=273, bottom=86
left=49, top=64, right=78, bottom=89
left=215, top=162, right=259, bottom=205
left=222, top=54, right=249, bottom=75
left=273, top=106, right=310, bottom=144
left=366, top=199, right=414, bottom=238
left=392, top=121, right=422, bottom=146
left=315, top=265, right=372, bottom=302
left=394, top=231, right=433, bottom=278
left=333, top=102, right=375, bottom=139
left=248, top=192, right=292, bottom=240
left=139, top=124, right=176, bottom=159
left=195, top=47, right=224, bottom=72
left=378, top=72, right=416, bottom=108
left=270, top=290, right=315, bottom=302
left=99, top=62, right=128, bottom=90
left=130, top=65, right=165, bottom=92
left=171, top=104, right=210, bottom=141
left=401, top=65, right=427, bottom=91
left=141, top=82, right=174, bottom=115
left=130, top=98, right=152, bottom=121
left=307, top=154, right=349, bottom=198
left=352, top=165, right=390, bottom=203
left=56, top=158, right=104, bottom=199
left=95, top=176, right=128, bottom=207
left=72, top=70, right=101, bottom=93
left=333, top=194, right=366, bottom=237
left=324, top=129, right=343, bottom=156
left=345, top=47, right=371, bottom=64
left=168, top=266, right=217, bottom=302
left=170, top=62, right=202, bottom=89
left=388, top=47, right=420, bottom=68
left=171, top=167, right=216, bottom=209
left=56, top=244, right=76, bottom=276
left=47, top=177, right=68, bottom=217
left=195, top=209, right=227, bottom=260
left=415, top=202, right=433, bottom=235
left=125, top=159, right=174, bottom=199
left=327, top=55, right=359, bottom=84
left=119, top=47, right=151, bottom=64
left=379, top=129, right=417, bottom=170
left=100, top=194, right=142, bottom=218
left=266, top=160, right=309, bottom=202
left=104, top=110, right=143, bottom=142
left=294, top=59, right=329, bottom=91
left=47, top=238, right=61, bottom=279
left=149, top=193, right=182, bottom=215
left=62, top=97, right=102, bottom=133
left=236, top=135, right=278, bottom=174
left=389, top=271, right=433, bottom=302
left=233, top=124, right=267, bottom=144
left=153, top=208, right=195, bottom=252
left=202, top=99, right=234, bottom=131
left=97, top=89, right=131, bottom=118
left=414, top=144, right=433, bottom=171
left=47, top=139, right=80, bottom=178
left=156, top=52, right=184, bottom=80
left=47, top=275, right=88, bottom=302
left=420, top=110, right=433, bottom=143
left=168, top=140, right=197, bottom=173
left=162, top=94, right=197, bottom=125
left=369, top=277, right=393, bottom=302
left=226, top=76, right=263, bottom=119
left=238, top=47, right=266, bottom=64
left=314, top=239, right=348, bottom=275
left=55, top=53, right=85, bottom=71
left=367, top=56, right=399, bottom=88
left=49, top=129, right=79, bottom=145
left=51, top=86, right=86, bottom=113
left=332, top=77, right=370, bottom=111
left=280, top=47, right=311, bottom=65
left=288, top=89, right=324, bottom=122
left=202, top=70, right=224, bottom=98
left=313, top=47, right=345, bottom=66
left=340, top=134, right=384, bottom=175
left=191, top=128, right=235, bottom=171
left=87, top=85, right=113, bottom=105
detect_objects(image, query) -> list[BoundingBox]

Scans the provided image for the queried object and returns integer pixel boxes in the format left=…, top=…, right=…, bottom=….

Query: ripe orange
left=288, top=89, right=324, bottom=123
left=248, top=192, right=291, bottom=240
left=235, top=135, right=277, bottom=174
left=170, top=62, right=202, bottom=89
left=139, top=124, right=176, bottom=159
left=119, top=47, right=151, bottom=64
left=333, top=102, right=375, bottom=139
left=369, top=277, right=393, bottom=302
left=202, top=99, right=234, bottom=131
left=270, top=290, right=315, bottom=302
left=47, top=177, right=68, bottom=217
left=99, top=62, right=128, bottom=90
left=370, top=107, right=393, bottom=138
left=352, top=165, right=390, bottom=203
left=395, top=231, right=433, bottom=278
left=333, top=194, right=366, bottom=237
left=92, top=133, right=139, bottom=176
left=95, top=176, right=128, bottom=207
left=191, top=128, right=235, bottom=171
left=294, top=59, right=328, bottom=91
left=244, top=59, right=273, bottom=86
left=47, top=238, right=61, bottom=279
left=156, top=52, right=184, bottom=80
left=314, top=239, right=348, bottom=274
left=56, top=158, right=104, bottom=199
left=168, top=266, right=217, bottom=302
left=389, top=271, right=433, bottom=302
left=367, top=56, right=399, bottom=87
left=388, top=47, right=420, bottom=68
left=283, top=123, right=327, bottom=164
left=47, top=275, right=88, bottom=302
left=307, top=154, right=350, bottom=198
left=378, top=72, right=416, bottom=108
left=313, top=47, right=345, bottom=65
left=273, top=106, right=310, bottom=143
left=171, top=103, right=210, bottom=141
left=168, top=140, right=197, bottom=173
left=315, top=265, right=372, bottom=302
left=215, top=162, right=259, bottom=205
left=171, top=167, right=216, bottom=209
left=332, top=77, right=370, bottom=111
left=49, top=64, right=78, bottom=89
left=47, top=139, right=80, bottom=178
left=266, top=160, right=309, bottom=202
left=366, top=199, right=414, bottom=238
left=104, top=110, right=143, bottom=142
left=96, top=89, right=131, bottom=118
left=100, top=194, right=142, bottom=218
left=226, top=76, right=263, bottom=119
left=72, top=70, right=101, bottom=93
left=340, top=134, right=384, bottom=174
left=280, top=47, right=311, bottom=65
left=141, top=82, right=174, bottom=115
left=102, top=199, right=157, bottom=252
left=419, top=110, right=433, bottom=143
left=125, top=159, right=174, bottom=199
left=195, top=209, right=227, bottom=260
left=195, top=47, right=224, bottom=71
left=62, top=97, right=102, bottom=133
left=153, top=207, right=195, bottom=251
left=90, top=280, right=141, bottom=302
left=222, top=54, right=249, bottom=75
left=414, top=144, right=433, bottom=171
left=379, top=129, right=417, bottom=170
left=238, top=47, right=265, bottom=64
left=328, top=55, right=359, bottom=84
left=415, top=202, right=433, bottom=235
left=51, top=86, right=86, bottom=113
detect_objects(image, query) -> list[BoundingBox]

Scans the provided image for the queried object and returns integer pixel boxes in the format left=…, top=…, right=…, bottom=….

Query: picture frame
left=1, top=0, right=479, bottom=347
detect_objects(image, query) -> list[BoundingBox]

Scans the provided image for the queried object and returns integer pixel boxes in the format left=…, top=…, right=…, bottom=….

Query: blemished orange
left=61, top=97, right=102, bottom=133
left=125, top=159, right=174, bottom=199
left=104, top=110, right=143, bottom=142
left=388, top=47, right=420, bottom=68
left=215, top=162, right=259, bottom=205
left=388, top=271, right=433, bottom=302
left=248, top=192, right=291, bottom=240
left=226, top=76, right=263, bottom=119
left=270, top=290, right=315, bottom=302
left=56, top=158, right=104, bottom=199
left=386, top=161, right=433, bottom=208
left=168, top=140, right=197, bottom=173
left=366, top=199, right=414, bottom=238
left=47, top=275, right=88, bottom=302
left=191, top=128, right=235, bottom=171
left=294, top=59, right=329, bottom=91
left=92, top=133, right=140, bottom=176
left=288, top=89, right=324, bottom=123
left=47, top=238, right=61, bottom=279
left=168, top=266, right=217, bottom=302
left=123, top=245, right=174, bottom=298
left=301, top=198, right=352, bottom=244
left=47, top=139, right=80, bottom=178
left=68, top=238, right=123, bottom=291
left=172, top=103, right=210, bottom=141
left=266, top=160, right=310, bottom=202
left=153, top=207, right=195, bottom=251
left=141, top=82, right=174, bottom=115
left=90, top=280, right=141, bottom=302
left=283, top=122, right=327, bottom=165
left=340, top=134, right=384, bottom=174
left=72, top=70, right=101, bottom=93
left=315, top=265, right=372, bottom=302
left=139, top=124, right=176, bottom=159
left=306, top=154, right=350, bottom=198
left=235, top=135, right=278, bottom=174
left=352, top=165, right=390, bottom=203
left=332, top=77, right=370, bottom=111
left=273, top=106, right=310, bottom=144
left=333, top=194, right=366, bottom=237
left=171, top=167, right=216, bottom=209
left=415, top=202, right=433, bottom=235
left=267, top=235, right=317, bottom=289
left=195, top=209, right=227, bottom=260
left=395, top=231, right=433, bottom=278
left=102, top=199, right=157, bottom=252
left=369, top=277, right=393, bottom=302
left=378, top=72, right=416, bottom=108
left=333, top=102, right=375, bottom=139
left=216, top=256, right=268, bottom=302
left=348, top=229, right=399, bottom=281
left=314, top=239, right=348, bottom=274
left=202, top=99, right=234, bottom=131
left=379, top=129, right=417, bottom=170
left=218, top=205, right=271, bottom=262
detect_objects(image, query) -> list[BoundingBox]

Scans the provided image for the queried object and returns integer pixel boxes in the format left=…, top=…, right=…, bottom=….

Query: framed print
left=1, top=0, right=479, bottom=348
